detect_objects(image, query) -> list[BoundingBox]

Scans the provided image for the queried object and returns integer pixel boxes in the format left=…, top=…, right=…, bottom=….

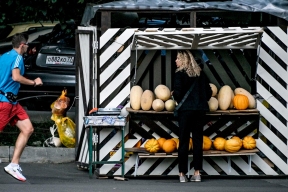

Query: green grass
left=0, top=121, right=57, bottom=146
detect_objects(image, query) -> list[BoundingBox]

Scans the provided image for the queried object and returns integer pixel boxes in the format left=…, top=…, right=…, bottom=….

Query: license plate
left=46, top=56, right=74, bottom=65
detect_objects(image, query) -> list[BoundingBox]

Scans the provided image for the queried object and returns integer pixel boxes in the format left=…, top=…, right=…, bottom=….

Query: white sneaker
left=4, top=164, right=26, bottom=182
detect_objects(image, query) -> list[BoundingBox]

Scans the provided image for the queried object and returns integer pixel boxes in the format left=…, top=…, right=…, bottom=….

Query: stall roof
left=81, top=0, right=288, bottom=26
left=131, top=27, right=263, bottom=50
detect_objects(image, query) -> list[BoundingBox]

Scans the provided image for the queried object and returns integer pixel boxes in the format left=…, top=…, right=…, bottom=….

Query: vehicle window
left=0, top=25, right=13, bottom=40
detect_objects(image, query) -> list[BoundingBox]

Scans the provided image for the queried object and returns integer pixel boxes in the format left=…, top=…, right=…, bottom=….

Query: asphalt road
left=1, top=162, right=288, bottom=192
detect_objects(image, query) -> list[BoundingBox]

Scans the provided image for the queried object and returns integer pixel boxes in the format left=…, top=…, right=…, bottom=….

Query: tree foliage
left=0, top=0, right=114, bottom=25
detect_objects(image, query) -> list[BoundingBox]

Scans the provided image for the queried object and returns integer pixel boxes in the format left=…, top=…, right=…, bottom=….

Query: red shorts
left=0, top=102, right=29, bottom=132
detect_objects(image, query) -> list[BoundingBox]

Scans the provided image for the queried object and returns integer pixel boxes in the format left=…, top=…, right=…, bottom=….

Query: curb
left=0, top=146, right=75, bottom=163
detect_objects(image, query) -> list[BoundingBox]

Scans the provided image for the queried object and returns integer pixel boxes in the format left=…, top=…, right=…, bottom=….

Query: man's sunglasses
left=21, top=42, right=29, bottom=46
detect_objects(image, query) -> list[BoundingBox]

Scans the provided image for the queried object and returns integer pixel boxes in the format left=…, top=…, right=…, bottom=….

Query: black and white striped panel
left=256, top=26, right=288, bottom=175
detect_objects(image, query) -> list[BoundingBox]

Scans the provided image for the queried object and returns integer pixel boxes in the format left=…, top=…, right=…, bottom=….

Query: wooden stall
left=75, top=2, right=288, bottom=177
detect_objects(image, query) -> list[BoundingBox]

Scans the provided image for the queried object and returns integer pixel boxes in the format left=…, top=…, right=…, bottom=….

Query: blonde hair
left=176, top=50, right=201, bottom=77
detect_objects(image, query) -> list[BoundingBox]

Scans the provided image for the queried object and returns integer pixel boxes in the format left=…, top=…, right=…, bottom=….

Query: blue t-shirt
left=0, top=49, right=25, bottom=103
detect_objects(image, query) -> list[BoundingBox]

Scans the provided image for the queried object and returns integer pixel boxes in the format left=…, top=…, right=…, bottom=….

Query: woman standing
left=172, top=50, right=212, bottom=182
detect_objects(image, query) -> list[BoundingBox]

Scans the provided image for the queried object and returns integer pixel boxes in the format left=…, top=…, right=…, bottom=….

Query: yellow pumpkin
left=162, top=139, right=177, bottom=153
left=209, top=83, right=218, bottom=97
left=157, top=138, right=166, bottom=150
left=213, top=137, right=226, bottom=150
left=152, top=99, right=165, bottom=112
left=165, top=99, right=176, bottom=112
left=233, top=94, right=249, bottom=110
left=231, top=136, right=243, bottom=148
left=203, top=136, right=212, bottom=151
left=224, top=138, right=242, bottom=152
left=130, top=85, right=143, bottom=110
left=140, top=90, right=155, bottom=111
left=154, top=84, right=171, bottom=101
left=218, top=85, right=233, bottom=110
left=144, top=138, right=160, bottom=153
left=208, top=97, right=218, bottom=111
left=242, top=136, right=256, bottom=150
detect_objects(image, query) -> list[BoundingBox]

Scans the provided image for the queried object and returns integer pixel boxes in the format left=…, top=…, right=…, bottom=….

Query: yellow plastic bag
left=51, top=89, right=70, bottom=115
left=55, top=117, right=76, bottom=148
left=51, top=113, right=64, bottom=124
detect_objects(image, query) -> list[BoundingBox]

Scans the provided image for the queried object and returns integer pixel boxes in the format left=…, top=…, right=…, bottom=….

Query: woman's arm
left=172, top=72, right=184, bottom=103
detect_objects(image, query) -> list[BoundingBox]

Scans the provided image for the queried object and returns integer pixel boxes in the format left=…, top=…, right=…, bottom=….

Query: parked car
left=0, top=21, right=59, bottom=40
left=18, top=20, right=77, bottom=111
left=0, top=28, right=54, bottom=56
left=0, top=21, right=76, bottom=111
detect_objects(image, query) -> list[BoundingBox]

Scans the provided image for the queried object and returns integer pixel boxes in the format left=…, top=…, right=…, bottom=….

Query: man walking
left=0, top=33, right=43, bottom=181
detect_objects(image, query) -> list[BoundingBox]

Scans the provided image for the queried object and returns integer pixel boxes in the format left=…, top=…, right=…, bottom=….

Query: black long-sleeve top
left=172, top=70, right=212, bottom=112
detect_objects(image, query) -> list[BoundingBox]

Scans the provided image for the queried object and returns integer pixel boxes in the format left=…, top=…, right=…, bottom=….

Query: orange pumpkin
left=162, top=139, right=177, bottom=153
left=242, top=136, right=256, bottom=150
left=224, top=138, right=242, bottom=152
left=213, top=137, right=226, bottom=150
left=233, top=94, right=249, bottom=110
left=134, top=140, right=142, bottom=148
left=171, top=138, right=179, bottom=146
left=203, top=136, right=212, bottom=151
left=157, top=138, right=166, bottom=150
left=189, top=138, right=193, bottom=150
left=144, top=138, right=160, bottom=153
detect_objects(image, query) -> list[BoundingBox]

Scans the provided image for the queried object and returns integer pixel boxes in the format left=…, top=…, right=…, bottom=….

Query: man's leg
left=4, top=119, right=34, bottom=181
left=11, top=119, right=34, bottom=164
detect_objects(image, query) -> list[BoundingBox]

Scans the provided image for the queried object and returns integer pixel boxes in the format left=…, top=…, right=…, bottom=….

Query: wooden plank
left=203, top=116, right=230, bottom=137
left=153, top=55, right=162, bottom=89
left=99, top=28, right=120, bottom=49
left=126, top=108, right=173, bottom=114
left=204, top=51, right=235, bottom=88
left=135, top=50, right=157, bottom=84
left=219, top=50, right=251, bottom=91
left=237, top=120, right=258, bottom=139
left=232, top=49, right=251, bottom=79
left=100, top=64, right=130, bottom=103
left=129, top=121, right=154, bottom=139
left=165, top=50, right=172, bottom=89
left=267, top=27, right=288, bottom=47
left=125, top=147, right=147, bottom=153
left=256, top=100, right=288, bottom=137
left=126, top=108, right=259, bottom=114
left=149, top=35, right=191, bottom=47
left=259, top=48, right=288, bottom=83
left=159, top=120, right=179, bottom=136
left=100, top=45, right=131, bottom=85
left=199, top=33, right=242, bottom=46
left=100, top=29, right=135, bottom=67
left=126, top=148, right=259, bottom=156
left=259, top=121, right=288, bottom=158
left=262, top=32, right=288, bottom=64
left=141, top=117, right=173, bottom=139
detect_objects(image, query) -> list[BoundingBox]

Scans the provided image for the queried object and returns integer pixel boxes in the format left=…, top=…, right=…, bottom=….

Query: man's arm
left=12, top=68, right=42, bottom=86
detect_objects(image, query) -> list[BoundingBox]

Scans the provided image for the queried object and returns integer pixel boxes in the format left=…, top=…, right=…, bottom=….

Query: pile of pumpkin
left=208, top=84, right=256, bottom=111
left=130, top=83, right=256, bottom=112
left=144, top=135, right=256, bottom=153
left=130, top=84, right=176, bottom=112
